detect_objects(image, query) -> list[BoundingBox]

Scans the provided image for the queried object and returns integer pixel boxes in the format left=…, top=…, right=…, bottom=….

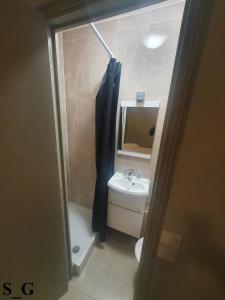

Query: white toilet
left=135, top=237, right=144, bottom=263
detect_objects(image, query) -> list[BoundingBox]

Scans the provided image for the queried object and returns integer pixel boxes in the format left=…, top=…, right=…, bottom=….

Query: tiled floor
left=59, top=229, right=138, bottom=300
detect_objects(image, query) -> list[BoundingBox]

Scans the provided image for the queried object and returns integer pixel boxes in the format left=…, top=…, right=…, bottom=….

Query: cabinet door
left=108, top=204, right=143, bottom=238
left=0, top=1, right=68, bottom=299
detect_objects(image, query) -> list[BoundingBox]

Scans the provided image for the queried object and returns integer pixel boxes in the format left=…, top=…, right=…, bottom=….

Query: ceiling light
left=143, top=31, right=168, bottom=49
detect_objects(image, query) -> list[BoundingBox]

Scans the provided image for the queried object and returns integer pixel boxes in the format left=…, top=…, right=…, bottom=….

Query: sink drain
left=72, top=245, right=80, bottom=254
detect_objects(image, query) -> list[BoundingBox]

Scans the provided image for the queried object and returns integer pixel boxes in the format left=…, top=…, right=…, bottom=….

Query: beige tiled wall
left=60, top=0, right=185, bottom=208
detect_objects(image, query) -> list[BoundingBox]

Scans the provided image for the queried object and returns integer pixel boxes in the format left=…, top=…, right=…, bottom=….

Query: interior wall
left=0, top=1, right=68, bottom=299
left=60, top=0, right=184, bottom=209
left=149, top=1, right=225, bottom=299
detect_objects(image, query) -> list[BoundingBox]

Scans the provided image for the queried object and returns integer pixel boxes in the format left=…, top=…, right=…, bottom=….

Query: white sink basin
left=108, top=172, right=150, bottom=196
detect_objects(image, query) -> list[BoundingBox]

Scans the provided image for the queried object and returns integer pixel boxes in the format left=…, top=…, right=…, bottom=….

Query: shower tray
left=68, top=202, right=97, bottom=276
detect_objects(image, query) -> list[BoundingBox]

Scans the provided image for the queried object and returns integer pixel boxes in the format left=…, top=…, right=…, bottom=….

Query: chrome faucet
left=123, top=168, right=134, bottom=180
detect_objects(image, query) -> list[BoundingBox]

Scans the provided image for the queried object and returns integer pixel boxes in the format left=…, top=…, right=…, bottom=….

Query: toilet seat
left=135, top=237, right=144, bottom=263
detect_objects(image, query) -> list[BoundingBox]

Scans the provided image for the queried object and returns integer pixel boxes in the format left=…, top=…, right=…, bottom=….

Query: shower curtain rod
left=90, top=22, right=115, bottom=58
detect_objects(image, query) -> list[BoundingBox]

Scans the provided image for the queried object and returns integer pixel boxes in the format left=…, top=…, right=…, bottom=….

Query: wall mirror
left=117, top=103, right=159, bottom=159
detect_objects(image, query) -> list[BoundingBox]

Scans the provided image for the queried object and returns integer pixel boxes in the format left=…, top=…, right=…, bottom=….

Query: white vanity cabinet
left=107, top=172, right=150, bottom=238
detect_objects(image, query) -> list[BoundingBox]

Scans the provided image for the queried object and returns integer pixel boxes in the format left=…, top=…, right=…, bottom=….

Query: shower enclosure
left=55, top=21, right=116, bottom=275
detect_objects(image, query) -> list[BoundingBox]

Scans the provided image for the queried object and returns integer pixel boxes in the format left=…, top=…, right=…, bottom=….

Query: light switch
left=136, top=92, right=145, bottom=102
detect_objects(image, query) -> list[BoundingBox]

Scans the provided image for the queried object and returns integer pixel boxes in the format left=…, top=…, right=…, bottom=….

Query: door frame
left=44, top=0, right=213, bottom=298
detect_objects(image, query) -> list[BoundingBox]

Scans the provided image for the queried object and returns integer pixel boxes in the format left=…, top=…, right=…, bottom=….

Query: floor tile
left=59, top=288, right=95, bottom=300
left=68, top=276, right=79, bottom=290
left=74, top=229, right=138, bottom=300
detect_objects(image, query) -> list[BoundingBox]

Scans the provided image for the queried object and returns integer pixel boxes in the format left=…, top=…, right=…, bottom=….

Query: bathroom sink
left=108, top=172, right=150, bottom=196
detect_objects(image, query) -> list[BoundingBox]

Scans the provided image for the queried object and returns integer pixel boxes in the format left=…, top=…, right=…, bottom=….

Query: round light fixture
left=143, top=31, right=168, bottom=49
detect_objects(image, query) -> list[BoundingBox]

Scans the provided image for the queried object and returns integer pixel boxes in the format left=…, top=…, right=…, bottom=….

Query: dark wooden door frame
left=134, top=0, right=213, bottom=298
left=40, top=0, right=168, bottom=29
left=45, top=0, right=213, bottom=298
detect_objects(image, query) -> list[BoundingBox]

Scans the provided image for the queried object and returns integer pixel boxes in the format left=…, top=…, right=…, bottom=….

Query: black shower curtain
left=92, top=58, right=121, bottom=242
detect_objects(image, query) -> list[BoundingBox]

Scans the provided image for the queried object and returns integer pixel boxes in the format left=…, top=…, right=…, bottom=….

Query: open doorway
left=54, top=0, right=185, bottom=299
